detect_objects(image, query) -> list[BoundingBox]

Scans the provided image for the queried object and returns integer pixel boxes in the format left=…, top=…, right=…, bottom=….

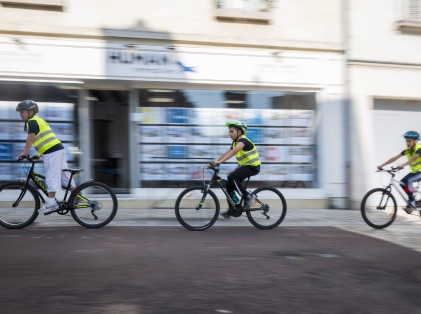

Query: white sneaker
left=38, top=203, right=59, bottom=215
left=244, top=194, right=256, bottom=210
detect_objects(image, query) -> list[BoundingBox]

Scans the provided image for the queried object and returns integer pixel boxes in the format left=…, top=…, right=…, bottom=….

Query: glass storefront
left=0, top=84, right=318, bottom=190
left=137, top=89, right=317, bottom=188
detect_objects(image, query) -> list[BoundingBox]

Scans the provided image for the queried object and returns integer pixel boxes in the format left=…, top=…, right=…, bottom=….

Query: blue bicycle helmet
left=403, top=130, right=420, bottom=140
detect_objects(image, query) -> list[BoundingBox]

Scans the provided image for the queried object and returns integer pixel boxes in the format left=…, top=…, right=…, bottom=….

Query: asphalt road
left=1, top=224, right=420, bottom=314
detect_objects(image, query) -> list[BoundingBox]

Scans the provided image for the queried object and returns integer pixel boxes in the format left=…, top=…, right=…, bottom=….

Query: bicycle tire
left=361, top=188, right=397, bottom=229
left=69, top=181, right=118, bottom=228
left=246, top=187, right=287, bottom=230
left=0, top=181, right=40, bottom=229
left=175, top=186, right=220, bottom=231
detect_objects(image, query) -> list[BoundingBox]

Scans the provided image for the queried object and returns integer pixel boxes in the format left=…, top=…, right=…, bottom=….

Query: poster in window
left=138, top=107, right=165, bottom=124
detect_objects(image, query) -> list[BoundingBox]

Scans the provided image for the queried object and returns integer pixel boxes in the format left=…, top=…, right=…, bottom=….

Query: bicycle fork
left=196, top=184, right=211, bottom=210
left=377, top=190, right=391, bottom=210
left=13, top=187, right=27, bottom=208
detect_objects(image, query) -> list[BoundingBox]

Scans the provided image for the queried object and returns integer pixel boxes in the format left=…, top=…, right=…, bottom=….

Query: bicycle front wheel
left=175, top=186, right=220, bottom=231
left=0, top=181, right=40, bottom=229
left=246, top=187, right=287, bottom=230
left=69, top=181, right=118, bottom=228
left=361, top=188, right=397, bottom=229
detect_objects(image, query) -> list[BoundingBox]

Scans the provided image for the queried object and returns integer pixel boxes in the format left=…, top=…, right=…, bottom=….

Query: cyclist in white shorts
left=16, top=100, right=75, bottom=214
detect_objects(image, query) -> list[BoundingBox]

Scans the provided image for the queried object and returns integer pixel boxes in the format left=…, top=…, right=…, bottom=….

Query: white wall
left=348, top=0, right=421, bottom=63
left=347, top=0, right=421, bottom=208
left=0, top=0, right=342, bottom=50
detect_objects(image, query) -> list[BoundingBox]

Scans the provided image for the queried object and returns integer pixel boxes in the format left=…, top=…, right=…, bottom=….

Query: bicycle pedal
left=44, top=209, right=59, bottom=215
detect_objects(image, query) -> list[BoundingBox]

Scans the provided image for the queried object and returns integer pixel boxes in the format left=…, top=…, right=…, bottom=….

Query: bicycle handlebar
left=376, top=167, right=400, bottom=174
left=17, top=155, right=39, bottom=162
left=207, top=162, right=219, bottom=169
left=207, top=162, right=220, bottom=174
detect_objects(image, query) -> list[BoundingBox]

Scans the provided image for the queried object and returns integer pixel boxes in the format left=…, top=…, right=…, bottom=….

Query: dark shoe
left=402, top=201, right=415, bottom=214
left=220, top=211, right=232, bottom=219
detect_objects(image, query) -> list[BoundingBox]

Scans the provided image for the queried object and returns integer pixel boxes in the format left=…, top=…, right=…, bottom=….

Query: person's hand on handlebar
left=208, top=161, right=220, bottom=169
left=18, top=154, right=29, bottom=161
left=18, top=155, right=40, bottom=161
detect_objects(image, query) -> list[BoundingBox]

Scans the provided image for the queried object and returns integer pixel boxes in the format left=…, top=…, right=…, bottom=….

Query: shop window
left=215, top=0, right=274, bottom=24
left=137, top=89, right=317, bottom=189
left=224, top=91, right=247, bottom=108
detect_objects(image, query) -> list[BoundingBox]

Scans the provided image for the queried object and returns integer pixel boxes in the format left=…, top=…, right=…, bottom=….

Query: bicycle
left=174, top=164, right=287, bottom=231
left=0, top=156, right=118, bottom=229
left=360, top=167, right=421, bottom=229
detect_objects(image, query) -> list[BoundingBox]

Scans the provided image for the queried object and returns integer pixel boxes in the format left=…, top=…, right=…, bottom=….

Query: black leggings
left=226, top=166, right=260, bottom=197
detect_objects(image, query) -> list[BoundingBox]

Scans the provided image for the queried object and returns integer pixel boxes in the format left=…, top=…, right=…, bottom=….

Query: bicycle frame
left=381, top=169, right=413, bottom=205
left=201, top=165, right=251, bottom=210
left=18, top=158, right=87, bottom=210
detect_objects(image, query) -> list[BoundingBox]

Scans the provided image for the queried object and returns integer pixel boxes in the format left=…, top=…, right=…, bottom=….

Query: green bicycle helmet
left=225, top=120, right=247, bottom=134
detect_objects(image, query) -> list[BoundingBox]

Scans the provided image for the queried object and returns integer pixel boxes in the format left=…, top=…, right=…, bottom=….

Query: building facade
left=0, top=0, right=346, bottom=207
left=348, top=0, right=421, bottom=208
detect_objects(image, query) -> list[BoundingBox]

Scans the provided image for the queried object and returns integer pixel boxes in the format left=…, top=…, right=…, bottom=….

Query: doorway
left=91, top=90, right=129, bottom=193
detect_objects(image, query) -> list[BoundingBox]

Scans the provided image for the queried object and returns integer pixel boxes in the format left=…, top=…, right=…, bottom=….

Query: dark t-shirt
left=401, top=147, right=421, bottom=156
left=27, top=119, right=63, bottom=154
left=238, top=138, right=253, bottom=151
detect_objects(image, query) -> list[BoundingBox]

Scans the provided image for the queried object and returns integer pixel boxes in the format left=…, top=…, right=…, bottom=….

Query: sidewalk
left=29, top=206, right=421, bottom=253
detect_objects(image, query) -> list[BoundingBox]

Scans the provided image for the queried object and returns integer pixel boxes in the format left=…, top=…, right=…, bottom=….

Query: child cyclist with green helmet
left=212, top=121, right=261, bottom=218
left=377, top=130, right=421, bottom=214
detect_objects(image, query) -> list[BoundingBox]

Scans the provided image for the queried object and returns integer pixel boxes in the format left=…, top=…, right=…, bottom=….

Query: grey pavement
left=27, top=206, right=421, bottom=253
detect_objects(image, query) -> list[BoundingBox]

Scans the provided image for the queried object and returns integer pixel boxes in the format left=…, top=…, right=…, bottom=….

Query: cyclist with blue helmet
left=213, top=121, right=261, bottom=218
left=377, top=130, right=421, bottom=214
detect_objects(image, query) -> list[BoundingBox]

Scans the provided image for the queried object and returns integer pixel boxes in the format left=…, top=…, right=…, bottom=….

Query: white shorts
left=42, top=149, right=75, bottom=193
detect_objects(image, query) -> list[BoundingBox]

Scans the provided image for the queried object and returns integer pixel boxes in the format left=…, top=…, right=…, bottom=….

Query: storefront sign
left=0, top=37, right=342, bottom=86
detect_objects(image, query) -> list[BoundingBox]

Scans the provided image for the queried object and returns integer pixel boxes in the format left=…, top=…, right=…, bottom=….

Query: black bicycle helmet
left=403, top=130, right=420, bottom=140
left=16, top=100, right=39, bottom=113
left=225, top=120, right=248, bottom=134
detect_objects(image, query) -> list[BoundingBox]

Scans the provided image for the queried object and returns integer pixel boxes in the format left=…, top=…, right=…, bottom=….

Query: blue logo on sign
left=176, top=61, right=195, bottom=72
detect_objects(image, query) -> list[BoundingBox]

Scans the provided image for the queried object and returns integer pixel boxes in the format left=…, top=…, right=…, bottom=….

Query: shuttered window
left=0, top=0, right=63, bottom=11
left=397, top=0, right=421, bottom=32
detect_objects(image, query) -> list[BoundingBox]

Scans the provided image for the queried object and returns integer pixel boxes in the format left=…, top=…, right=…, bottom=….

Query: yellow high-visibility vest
left=26, top=115, right=61, bottom=155
left=403, top=143, right=421, bottom=173
left=233, top=135, right=261, bottom=167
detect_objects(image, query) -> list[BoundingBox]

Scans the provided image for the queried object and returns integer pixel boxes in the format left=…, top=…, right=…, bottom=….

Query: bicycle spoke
left=70, top=182, right=118, bottom=228
left=361, top=188, right=397, bottom=229
left=175, top=186, right=219, bottom=231
left=0, top=182, right=39, bottom=229
left=246, top=187, right=287, bottom=229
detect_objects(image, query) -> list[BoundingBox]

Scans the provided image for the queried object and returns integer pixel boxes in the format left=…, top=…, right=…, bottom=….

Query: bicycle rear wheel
left=0, top=181, right=39, bottom=229
left=361, top=188, right=397, bottom=229
left=175, top=186, right=220, bottom=231
left=246, top=187, right=287, bottom=229
left=69, top=181, right=118, bottom=228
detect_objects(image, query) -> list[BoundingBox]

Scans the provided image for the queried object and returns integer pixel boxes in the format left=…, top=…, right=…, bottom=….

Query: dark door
left=91, top=90, right=129, bottom=193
